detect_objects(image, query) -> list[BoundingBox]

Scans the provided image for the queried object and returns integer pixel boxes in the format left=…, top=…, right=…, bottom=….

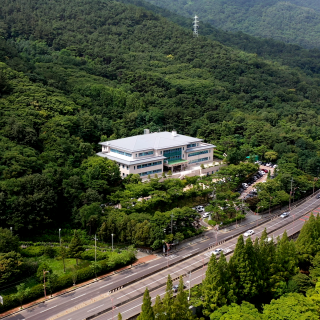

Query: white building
left=97, top=130, right=216, bottom=178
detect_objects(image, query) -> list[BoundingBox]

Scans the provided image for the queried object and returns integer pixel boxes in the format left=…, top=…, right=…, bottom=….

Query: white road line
left=100, top=282, right=113, bottom=288
left=147, top=263, right=160, bottom=269
left=70, top=293, right=86, bottom=300
left=38, top=305, right=57, bottom=313
left=124, top=273, right=136, bottom=278
left=87, top=304, right=104, bottom=312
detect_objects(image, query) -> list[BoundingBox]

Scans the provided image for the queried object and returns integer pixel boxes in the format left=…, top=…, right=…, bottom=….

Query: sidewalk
left=0, top=255, right=157, bottom=318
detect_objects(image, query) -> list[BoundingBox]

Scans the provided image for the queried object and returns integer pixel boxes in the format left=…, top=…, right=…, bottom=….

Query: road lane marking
left=124, top=273, right=136, bottom=278
left=87, top=304, right=104, bottom=312
left=100, top=282, right=113, bottom=288
left=39, top=305, right=57, bottom=313
left=71, top=293, right=86, bottom=300
left=147, top=263, right=160, bottom=269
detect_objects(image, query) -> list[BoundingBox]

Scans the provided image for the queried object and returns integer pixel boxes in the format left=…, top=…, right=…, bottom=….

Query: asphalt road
left=4, top=195, right=320, bottom=320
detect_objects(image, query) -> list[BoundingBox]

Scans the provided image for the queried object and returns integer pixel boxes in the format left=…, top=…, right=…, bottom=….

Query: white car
left=244, top=230, right=255, bottom=237
left=213, top=248, right=224, bottom=255
left=203, top=212, right=210, bottom=218
left=280, top=212, right=290, bottom=218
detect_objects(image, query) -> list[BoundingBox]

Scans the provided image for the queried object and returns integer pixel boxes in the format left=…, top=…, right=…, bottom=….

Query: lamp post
left=59, top=228, right=61, bottom=246
left=43, top=270, right=49, bottom=299
left=94, top=234, right=98, bottom=278
left=111, top=234, right=114, bottom=252
left=10, top=227, right=12, bottom=235
left=187, top=271, right=191, bottom=301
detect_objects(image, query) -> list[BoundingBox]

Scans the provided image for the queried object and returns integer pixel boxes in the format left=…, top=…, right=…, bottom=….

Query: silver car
left=244, top=230, right=254, bottom=237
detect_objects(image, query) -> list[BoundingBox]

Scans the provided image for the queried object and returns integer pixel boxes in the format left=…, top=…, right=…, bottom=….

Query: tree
left=59, top=245, right=68, bottom=273
left=36, top=262, right=52, bottom=282
left=0, top=252, right=23, bottom=285
left=203, top=253, right=228, bottom=315
left=137, top=287, right=154, bottom=320
left=79, top=202, right=102, bottom=235
left=173, top=275, right=193, bottom=319
left=0, top=228, right=20, bottom=253
left=117, top=313, right=122, bottom=320
left=14, top=283, right=30, bottom=309
left=263, top=293, right=318, bottom=320
left=265, top=151, right=278, bottom=162
left=153, top=295, right=166, bottom=320
left=210, top=301, right=263, bottom=320
left=68, top=230, right=85, bottom=265
left=47, top=273, right=59, bottom=297
left=162, top=275, right=173, bottom=318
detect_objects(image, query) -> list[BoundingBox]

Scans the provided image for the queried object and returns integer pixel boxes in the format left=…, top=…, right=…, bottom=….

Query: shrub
left=81, top=249, right=108, bottom=261
left=20, top=246, right=45, bottom=257
left=208, top=220, right=217, bottom=226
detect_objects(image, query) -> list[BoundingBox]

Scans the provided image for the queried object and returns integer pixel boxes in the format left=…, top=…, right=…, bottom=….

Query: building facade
left=97, top=130, right=215, bottom=178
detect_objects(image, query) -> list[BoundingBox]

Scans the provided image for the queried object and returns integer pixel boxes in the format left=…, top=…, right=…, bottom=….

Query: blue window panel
left=188, top=150, right=209, bottom=157
left=187, top=143, right=196, bottom=148
left=188, top=157, right=209, bottom=164
left=139, top=151, right=154, bottom=157
left=139, top=169, right=162, bottom=176
left=110, top=148, right=131, bottom=157
left=137, top=161, right=162, bottom=169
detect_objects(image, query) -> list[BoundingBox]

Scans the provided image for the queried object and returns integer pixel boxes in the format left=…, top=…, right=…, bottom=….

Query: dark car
left=173, top=284, right=186, bottom=292
left=317, top=194, right=320, bottom=199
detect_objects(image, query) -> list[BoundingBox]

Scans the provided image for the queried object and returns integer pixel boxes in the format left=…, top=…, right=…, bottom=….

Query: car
left=280, top=212, right=290, bottom=218
left=317, top=194, right=320, bottom=199
left=244, top=230, right=255, bottom=237
left=197, top=208, right=204, bottom=213
left=262, top=169, right=268, bottom=173
left=213, top=248, right=224, bottom=255
left=203, top=212, right=210, bottom=218
left=173, top=284, right=186, bottom=292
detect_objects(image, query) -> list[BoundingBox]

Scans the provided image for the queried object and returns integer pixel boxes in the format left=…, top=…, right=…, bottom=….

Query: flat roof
left=97, top=152, right=166, bottom=165
left=99, top=131, right=203, bottom=152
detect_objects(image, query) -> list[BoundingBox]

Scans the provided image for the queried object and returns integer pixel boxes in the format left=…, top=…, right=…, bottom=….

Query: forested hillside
left=121, top=0, right=320, bottom=76
left=1, top=0, right=320, bottom=238
left=143, top=0, right=320, bottom=48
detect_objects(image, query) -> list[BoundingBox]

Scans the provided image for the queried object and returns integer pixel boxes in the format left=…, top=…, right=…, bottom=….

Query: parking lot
left=238, top=163, right=275, bottom=200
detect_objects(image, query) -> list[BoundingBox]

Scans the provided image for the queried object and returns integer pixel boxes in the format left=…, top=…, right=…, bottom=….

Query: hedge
left=0, top=248, right=136, bottom=313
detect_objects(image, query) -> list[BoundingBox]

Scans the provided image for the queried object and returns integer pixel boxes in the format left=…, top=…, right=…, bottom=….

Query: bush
left=20, top=246, right=45, bottom=257
left=81, top=249, right=109, bottom=261
left=208, top=220, right=217, bottom=226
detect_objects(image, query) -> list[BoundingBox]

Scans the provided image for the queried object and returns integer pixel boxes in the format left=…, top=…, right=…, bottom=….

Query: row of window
left=188, top=157, right=209, bottom=164
left=188, top=150, right=209, bottom=157
left=139, top=169, right=162, bottom=177
left=187, top=143, right=196, bottom=148
left=137, top=161, right=162, bottom=169
left=138, top=151, right=154, bottom=157
left=163, top=148, right=182, bottom=155
left=111, top=148, right=131, bottom=157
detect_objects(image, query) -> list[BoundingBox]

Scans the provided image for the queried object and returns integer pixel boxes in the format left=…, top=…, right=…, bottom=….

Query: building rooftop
left=97, top=152, right=166, bottom=165
left=99, top=131, right=203, bottom=152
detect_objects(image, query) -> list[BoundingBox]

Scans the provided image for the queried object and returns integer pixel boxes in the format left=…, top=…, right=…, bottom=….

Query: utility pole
left=188, top=271, right=191, bottom=301
left=59, top=228, right=61, bottom=246
left=289, top=178, right=294, bottom=212
left=111, top=234, right=114, bottom=252
left=94, top=234, right=97, bottom=278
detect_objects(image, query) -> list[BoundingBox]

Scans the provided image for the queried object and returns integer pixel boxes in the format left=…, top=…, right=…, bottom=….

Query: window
left=183, top=147, right=184, bottom=150
left=187, top=143, right=196, bottom=148
left=188, top=150, right=209, bottom=157
left=139, top=169, right=162, bottom=177
left=160, top=151, right=162, bottom=154
left=139, top=151, right=154, bottom=157
left=122, top=173, right=125, bottom=176
left=163, top=148, right=182, bottom=162
left=136, top=154, right=137, bottom=157
left=127, top=166, right=129, bottom=169
left=110, top=148, right=131, bottom=157
left=134, top=166, right=135, bottom=170
left=137, top=161, right=162, bottom=169
left=188, top=157, right=209, bottom=164
left=122, top=165, right=125, bottom=168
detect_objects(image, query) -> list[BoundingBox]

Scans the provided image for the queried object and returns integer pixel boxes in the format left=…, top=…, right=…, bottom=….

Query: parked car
left=280, top=212, right=290, bottom=218
left=244, top=230, right=255, bottom=237
left=262, top=169, right=268, bottom=173
left=213, top=248, right=224, bottom=255
left=203, top=212, right=210, bottom=218
left=317, top=194, right=320, bottom=199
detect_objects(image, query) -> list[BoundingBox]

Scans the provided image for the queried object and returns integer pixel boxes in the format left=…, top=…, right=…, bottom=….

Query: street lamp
left=93, top=234, right=98, bottom=278
left=187, top=271, right=191, bottom=301
left=43, top=270, right=50, bottom=299
left=10, top=227, right=12, bottom=235
left=111, top=234, right=114, bottom=252
left=59, top=228, right=61, bottom=246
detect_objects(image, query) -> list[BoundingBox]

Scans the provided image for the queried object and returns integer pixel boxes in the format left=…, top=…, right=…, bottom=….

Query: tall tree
left=172, top=275, right=193, bottom=319
left=153, top=295, right=166, bottom=320
left=137, top=287, right=154, bottom=320
left=14, top=283, right=30, bottom=309
left=68, top=230, right=85, bottom=265
left=202, top=253, right=228, bottom=315
left=0, top=228, right=19, bottom=253
left=162, top=274, right=173, bottom=318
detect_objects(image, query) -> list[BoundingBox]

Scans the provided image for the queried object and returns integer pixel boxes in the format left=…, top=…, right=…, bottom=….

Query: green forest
left=1, top=0, right=320, bottom=238
left=143, top=0, right=320, bottom=49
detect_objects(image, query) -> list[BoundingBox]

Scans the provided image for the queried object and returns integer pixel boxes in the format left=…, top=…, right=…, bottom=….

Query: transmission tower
left=193, top=15, right=199, bottom=37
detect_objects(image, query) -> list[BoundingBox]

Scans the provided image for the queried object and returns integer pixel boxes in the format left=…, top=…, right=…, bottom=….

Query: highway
left=4, top=195, right=320, bottom=320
